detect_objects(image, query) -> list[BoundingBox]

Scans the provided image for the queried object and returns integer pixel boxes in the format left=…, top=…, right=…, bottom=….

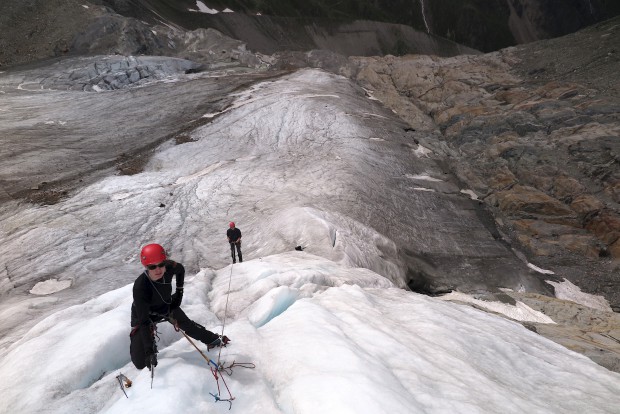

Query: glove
left=145, top=353, right=158, bottom=370
left=171, top=288, right=183, bottom=309
left=207, top=335, right=231, bottom=351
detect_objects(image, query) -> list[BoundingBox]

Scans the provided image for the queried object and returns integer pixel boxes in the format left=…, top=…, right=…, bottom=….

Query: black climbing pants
left=230, top=241, right=242, bottom=263
left=130, top=307, right=219, bottom=369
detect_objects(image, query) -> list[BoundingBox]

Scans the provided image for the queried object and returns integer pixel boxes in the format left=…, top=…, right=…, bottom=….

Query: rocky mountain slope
left=353, top=17, right=619, bottom=300
left=98, top=0, right=620, bottom=52
left=350, top=16, right=620, bottom=370
left=0, top=0, right=477, bottom=69
left=4, top=0, right=617, bottom=68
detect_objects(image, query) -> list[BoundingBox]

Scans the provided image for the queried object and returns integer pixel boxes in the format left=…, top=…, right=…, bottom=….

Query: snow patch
left=189, top=1, right=219, bottom=14
left=546, top=278, right=613, bottom=312
left=30, top=279, right=72, bottom=295
left=17, top=83, right=44, bottom=91
left=361, top=112, right=388, bottom=119
left=460, top=189, right=479, bottom=200
left=527, top=263, right=554, bottom=274
left=413, top=145, right=433, bottom=157
left=440, top=291, right=555, bottom=324
left=406, top=173, right=443, bottom=182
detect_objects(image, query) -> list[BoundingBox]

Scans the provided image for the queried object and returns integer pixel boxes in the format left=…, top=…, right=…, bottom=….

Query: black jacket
left=227, top=227, right=241, bottom=242
left=131, top=261, right=184, bottom=352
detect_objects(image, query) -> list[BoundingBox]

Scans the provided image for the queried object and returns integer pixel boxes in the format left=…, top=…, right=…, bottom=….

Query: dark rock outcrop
left=353, top=16, right=620, bottom=310
left=0, top=0, right=478, bottom=69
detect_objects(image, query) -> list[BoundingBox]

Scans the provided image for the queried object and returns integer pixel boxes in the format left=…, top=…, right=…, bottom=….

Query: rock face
left=2, top=0, right=618, bottom=68
left=0, top=0, right=266, bottom=69
left=352, top=16, right=620, bottom=310
left=0, top=0, right=94, bottom=67
left=501, top=289, right=620, bottom=372
left=507, top=0, right=618, bottom=43
left=179, top=14, right=479, bottom=57
left=0, top=0, right=478, bottom=68
left=97, top=0, right=620, bottom=53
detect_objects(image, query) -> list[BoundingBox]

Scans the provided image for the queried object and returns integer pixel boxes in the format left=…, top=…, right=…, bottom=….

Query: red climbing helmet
left=229, top=221, right=235, bottom=228
left=140, top=243, right=167, bottom=266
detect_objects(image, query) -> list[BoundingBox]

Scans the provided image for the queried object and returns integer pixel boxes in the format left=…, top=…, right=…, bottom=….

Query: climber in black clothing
left=226, top=221, right=242, bottom=263
left=130, top=243, right=230, bottom=370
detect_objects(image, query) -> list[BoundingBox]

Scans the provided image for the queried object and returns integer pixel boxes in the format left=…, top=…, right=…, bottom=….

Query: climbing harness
left=115, top=373, right=132, bottom=398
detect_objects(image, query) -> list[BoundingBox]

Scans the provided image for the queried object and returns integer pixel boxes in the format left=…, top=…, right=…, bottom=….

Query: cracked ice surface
left=1, top=66, right=619, bottom=414
left=1, top=254, right=619, bottom=413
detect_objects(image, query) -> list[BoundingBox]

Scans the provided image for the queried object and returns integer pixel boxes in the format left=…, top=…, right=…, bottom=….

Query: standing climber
left=130, top=243, right=230, bottom=371
left=227, top=222, right=242, bottom=263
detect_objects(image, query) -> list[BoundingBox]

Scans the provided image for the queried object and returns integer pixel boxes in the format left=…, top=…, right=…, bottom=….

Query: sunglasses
left=146, top=262, right=166, bottom=270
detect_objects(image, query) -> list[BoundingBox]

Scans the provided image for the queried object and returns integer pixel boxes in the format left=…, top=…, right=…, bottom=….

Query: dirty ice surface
left=1, top=69, right=619, bottom=413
